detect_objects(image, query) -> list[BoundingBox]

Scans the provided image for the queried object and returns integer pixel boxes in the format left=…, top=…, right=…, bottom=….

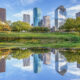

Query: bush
left=29, top=27, right=50, bottom=32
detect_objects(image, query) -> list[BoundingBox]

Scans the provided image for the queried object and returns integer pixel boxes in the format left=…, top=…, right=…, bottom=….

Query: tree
left=0, top=21, right=11, bottom=31
left=60, top=18, right=76, bottom=32
left=29, top=26, right=50, bottom=32
left=11, top=21, right=32, bottom=32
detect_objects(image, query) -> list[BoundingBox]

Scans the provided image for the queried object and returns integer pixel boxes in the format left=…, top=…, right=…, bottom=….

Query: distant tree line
left=0, top=21, right=50, bottom=32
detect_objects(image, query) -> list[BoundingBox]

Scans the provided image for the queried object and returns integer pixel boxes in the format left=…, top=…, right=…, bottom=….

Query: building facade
left=23, top=14, right=30, bottom=24
left=55, top=6, right=67, bottom=30
left=43, top=16, right=50, bottom=28
left=33, top=8, right=42, bottom=27
left=0, top=8, right=6, bottom=22
left=76, top=12, right=80, bottom=18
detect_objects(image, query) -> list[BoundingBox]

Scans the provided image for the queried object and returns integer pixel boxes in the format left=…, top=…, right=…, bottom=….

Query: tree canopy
left=11, top=21, right=32, bottom=32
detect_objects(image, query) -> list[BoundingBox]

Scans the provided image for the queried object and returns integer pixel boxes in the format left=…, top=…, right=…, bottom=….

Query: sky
left=0, top=0, right=80, bottom=26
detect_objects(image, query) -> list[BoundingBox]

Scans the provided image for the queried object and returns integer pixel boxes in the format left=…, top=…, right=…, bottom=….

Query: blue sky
left=0, top=0, right=80, bottom=26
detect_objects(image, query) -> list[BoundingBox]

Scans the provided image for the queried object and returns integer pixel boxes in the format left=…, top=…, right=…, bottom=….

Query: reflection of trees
left=60, top=49, right=80, bottom=63
left=11, top=49, right=32, bottom=60
left=29, top=48, right=51, bottom=54
left=0, top=49, right=11, bottom=59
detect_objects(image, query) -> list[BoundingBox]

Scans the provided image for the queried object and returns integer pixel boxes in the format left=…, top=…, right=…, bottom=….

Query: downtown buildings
left=33, top=8, right=42, bottom=27
left=23, top=14, right=30, bottom=24
left=55, top=6, right=67, bottom=30
left=0, top=8, right=6, bottom=22
left=76, top=12, right=80, bottom=18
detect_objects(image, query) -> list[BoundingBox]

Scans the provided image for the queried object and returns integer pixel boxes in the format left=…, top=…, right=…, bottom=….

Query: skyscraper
left=0, top=58, right=5, bottom=73
left=43, top=53, right=51, bottom=65
left=55, top=6, right=67, bottom=30
left=33, top=8, right=42, bottom=27
left=0, top=8, right=6, bottom=22
left=23, top=57, right=30, bottom=67
left=43, top=16, right=50, bottom=28
left=23, top=14, right=30, bottom=24
left=33, top=54, right=41, bottom=73
left=76, top=12, right=80, bottom=18
left=55, top=50, right=67, bottom=75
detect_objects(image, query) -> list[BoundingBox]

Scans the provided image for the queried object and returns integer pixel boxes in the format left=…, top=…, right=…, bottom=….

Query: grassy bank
left=0, top=32, right=80, bottom=48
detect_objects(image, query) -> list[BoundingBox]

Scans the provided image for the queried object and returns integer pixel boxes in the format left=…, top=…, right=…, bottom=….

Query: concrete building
left=23, top=14, right=30, bottom=24
left=33, top=8, right=42, bottom=27
left=0, top=8, right=6, bottom=22
left=76, top=12, right=80, bottom=18
left=43, top=53, right=51, bottom=65
left=43, top=16, right=50, bottom=28
left=55, top=6, right=67, bottom=30
left=55, top=50, right=67, bottom=75
left=0, top=58, right=5, bottom=73
left=23, top=57, right=30, bottom=66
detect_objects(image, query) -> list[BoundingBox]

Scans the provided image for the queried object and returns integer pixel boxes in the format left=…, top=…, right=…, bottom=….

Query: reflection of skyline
left=33, top=54, right=41, bottom=73
left=77, top=63, right=80, bottom=68
left=55, top=50, right=67, bottom=76
left=23, top=57, right=30, bottom=67
left=43, top=53, right=51, bottom=65
left=0, top=58, right=5, bottom=73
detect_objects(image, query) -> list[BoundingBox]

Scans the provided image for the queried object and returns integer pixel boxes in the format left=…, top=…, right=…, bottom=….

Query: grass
left=0, top=32, right=80, bottom=48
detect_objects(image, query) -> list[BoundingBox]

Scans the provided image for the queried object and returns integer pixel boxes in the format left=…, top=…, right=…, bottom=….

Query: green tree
left=29, top=26, right=50, bottom=32
left=11, top=21, right=32, bottom=32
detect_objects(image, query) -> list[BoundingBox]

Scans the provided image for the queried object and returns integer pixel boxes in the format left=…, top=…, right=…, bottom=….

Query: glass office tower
left=33, top=8, right=42, bottom=27
left=55, top=6, right=67, bottom=30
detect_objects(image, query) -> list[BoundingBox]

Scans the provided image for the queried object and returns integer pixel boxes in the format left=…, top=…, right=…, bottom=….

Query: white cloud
left=13, top=9, right=33, bottom=24
left=67, top=5, right=80, bottom=18
left=19, top=0, right=38, bottom=5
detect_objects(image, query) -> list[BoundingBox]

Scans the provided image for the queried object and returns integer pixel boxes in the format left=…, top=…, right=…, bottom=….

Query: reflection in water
left=55, top=50, right=67, bottom=75
left=23, top=57, right=30, bottom=66
left=0, top=48, right=80, bottom=80
left=0, top=58, right=5, bottom=73
left=33, top=54, right=41, bottom=73
left=43, top=53, right=51, bottom=65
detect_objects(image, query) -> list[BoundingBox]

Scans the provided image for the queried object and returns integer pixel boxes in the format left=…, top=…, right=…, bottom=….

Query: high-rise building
left=55, top=50, right=67, bottom=75
left=0, top=58, right=5, bottom=73
left=33, top=8, right=42, bottom=27
left=76, top=12, right=80, bottom=18
left=33, top=54, right=41, bottom=73
left=55, top=6, right=67, bottom=30
left=23, top=14, right=30, bottom=24
left=43, top=16, right=50, bottom=28
left=23, top=57, right=30, bottom=66
left=43, top=53, right=51, bottom=65
left=0, top=8, right=6, bottom=22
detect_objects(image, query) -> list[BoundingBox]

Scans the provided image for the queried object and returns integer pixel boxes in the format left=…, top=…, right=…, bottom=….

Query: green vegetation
left=60, top=49, right=80, bottom=63
left=60, top=17, right=80, bottom=32
left=29, top=27, right=50, bottom=32
left=11, top=21, right=32, bottom=32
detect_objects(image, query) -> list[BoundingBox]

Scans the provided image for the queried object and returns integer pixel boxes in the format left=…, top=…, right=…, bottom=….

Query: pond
left=0, top=48, right=80, bottom=80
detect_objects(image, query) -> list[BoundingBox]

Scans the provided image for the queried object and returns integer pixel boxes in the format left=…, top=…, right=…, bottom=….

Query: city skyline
left=0, top=0, right=80, bottom=26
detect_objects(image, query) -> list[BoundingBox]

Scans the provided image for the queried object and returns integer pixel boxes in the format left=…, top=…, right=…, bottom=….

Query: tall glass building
left=55, top=6, right=67, bottom=30
left=33, top=8, right=42, bottom=27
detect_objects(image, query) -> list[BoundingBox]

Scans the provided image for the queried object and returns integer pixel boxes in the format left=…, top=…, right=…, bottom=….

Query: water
left=0, top=48, right=80, bottom=80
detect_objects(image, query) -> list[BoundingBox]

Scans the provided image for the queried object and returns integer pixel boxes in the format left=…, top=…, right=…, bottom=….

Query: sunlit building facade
left=0, top=8, right=6, bottom=22
left=33, top=8, right=42, bottom=27
left=55, top=6, right=67, bottom=30
left=43, top=16, right=50, bottom=28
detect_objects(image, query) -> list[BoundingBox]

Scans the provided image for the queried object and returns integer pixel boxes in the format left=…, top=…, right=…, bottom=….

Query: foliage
left=29, top=26, right=50, bottom=32
left=59, top=17, right=80, bottom=32
left=60, top=49, right=80, bottom=63
left=0, top=21, right=11, bottom=31
left=11, top=21, right=32, bottom=32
